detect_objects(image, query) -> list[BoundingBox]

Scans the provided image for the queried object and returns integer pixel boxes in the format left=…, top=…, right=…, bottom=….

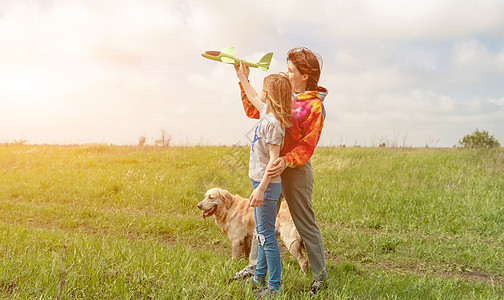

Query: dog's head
left=197, top=187, right=233, bottom=220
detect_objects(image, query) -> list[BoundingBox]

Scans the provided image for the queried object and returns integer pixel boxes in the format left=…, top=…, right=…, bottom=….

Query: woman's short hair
left=287, top=47, right=322, bottom=91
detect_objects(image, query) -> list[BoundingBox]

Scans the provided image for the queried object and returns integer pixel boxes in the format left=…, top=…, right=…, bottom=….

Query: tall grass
left=0, top=145, right=503, bottom=299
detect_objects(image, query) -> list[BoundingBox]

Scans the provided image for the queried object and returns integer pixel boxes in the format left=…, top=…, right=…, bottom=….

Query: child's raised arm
left=235, top=60, right=262, bottom=110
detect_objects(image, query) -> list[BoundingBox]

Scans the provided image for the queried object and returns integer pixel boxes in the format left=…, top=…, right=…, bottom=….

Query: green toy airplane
left=202, top=47, right=273, bottom=71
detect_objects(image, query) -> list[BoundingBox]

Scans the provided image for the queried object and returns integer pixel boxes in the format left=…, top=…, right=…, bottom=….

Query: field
left=1, top=144, right=503, bottom=299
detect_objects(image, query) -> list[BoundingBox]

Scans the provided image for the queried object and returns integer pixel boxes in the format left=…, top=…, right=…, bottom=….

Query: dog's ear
left=218, top=188, right=233, bottom=209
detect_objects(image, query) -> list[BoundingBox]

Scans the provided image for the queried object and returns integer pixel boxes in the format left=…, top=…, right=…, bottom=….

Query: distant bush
left=155, top=129, right=171, bottom=148
left=12, top=138, right=28, bottom=145
left=459, top=129, right=501, bottom=149
left=138, top=136, right=147, bottom=147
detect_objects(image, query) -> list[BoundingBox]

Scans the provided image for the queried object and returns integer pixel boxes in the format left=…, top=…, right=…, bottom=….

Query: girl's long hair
left=263, top=73, right=292, bottom=129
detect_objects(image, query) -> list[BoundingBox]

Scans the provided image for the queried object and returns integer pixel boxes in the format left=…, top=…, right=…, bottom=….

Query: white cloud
left=450, top=39, right=495, bottom=71
left=398, top=48, right=440, bottom=72
left=315, top=0, right=504, bottom=42
left=489, top=97, right=504, bottom=106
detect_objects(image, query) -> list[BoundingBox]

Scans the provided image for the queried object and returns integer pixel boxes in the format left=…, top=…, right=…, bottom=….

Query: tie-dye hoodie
left=239, top=83, right=327, bottom=168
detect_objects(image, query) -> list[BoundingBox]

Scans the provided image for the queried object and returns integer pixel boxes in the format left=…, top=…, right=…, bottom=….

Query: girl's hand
left=235, top=60, right=250, bottom=80
left=249, top=188, right=264, bottom=207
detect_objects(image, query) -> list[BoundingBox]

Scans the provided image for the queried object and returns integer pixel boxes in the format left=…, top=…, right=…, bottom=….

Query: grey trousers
left=244, top=161, right=327, bottom=281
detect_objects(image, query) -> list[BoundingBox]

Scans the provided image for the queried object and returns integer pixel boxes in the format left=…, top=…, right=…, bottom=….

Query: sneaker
left=309, top=279, right=327, bottom=297
left=249, top=276, right=266, bottom=290
left=228, top=269, right=253, bottom=282
left=253, top=286, right=280, bottom=299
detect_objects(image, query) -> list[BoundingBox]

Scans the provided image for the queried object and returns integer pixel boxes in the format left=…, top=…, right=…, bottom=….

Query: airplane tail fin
left=220, top=46, right=236, bottom=64
left=257, top=52, right=273, bottom=71
left=221, top=46, right=234, bottom=56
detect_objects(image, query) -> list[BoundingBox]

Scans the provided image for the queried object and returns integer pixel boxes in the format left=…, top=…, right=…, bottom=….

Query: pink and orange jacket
left=240, top=83, right=327, bottom=168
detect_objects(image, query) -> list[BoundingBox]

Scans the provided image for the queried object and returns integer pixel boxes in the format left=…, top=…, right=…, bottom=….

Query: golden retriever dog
left=197, top=187, right=308, bottom=272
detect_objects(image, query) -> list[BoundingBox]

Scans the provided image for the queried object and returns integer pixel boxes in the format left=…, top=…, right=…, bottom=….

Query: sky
left=1, top=0, right=503, bottom=147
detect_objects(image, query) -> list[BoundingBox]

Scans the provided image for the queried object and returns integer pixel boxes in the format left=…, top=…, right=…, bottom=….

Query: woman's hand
left=267, top=157, right=286, bottom=178
left=249, top=188, right=264, bottom=207
left=235, top=60, right=250, bottom=81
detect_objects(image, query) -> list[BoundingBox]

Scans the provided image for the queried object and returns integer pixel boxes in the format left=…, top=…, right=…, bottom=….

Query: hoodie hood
left=295, top=86, right=328, bottom=102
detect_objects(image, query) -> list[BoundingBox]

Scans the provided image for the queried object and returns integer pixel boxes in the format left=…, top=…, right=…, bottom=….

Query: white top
left=248, top=103, right=285, bottom=183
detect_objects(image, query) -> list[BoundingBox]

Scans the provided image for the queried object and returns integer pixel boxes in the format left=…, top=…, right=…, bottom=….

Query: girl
left=235, top=60, right=292, bottom=298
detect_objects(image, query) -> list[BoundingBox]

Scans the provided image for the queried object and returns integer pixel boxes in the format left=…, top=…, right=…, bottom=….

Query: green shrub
left=459, top=129, right=501, bottom=149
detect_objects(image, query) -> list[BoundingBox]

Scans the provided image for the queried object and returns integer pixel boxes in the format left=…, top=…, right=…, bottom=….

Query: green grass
left=1, top=144, right=503, bottom=299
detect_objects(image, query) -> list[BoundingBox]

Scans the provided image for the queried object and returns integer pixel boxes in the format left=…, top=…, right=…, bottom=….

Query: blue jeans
left=251, top=179, right=282, bottom=291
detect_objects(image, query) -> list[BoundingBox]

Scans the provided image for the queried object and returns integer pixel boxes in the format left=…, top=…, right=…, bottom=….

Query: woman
left=231, top=47, right=328, bottom=296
